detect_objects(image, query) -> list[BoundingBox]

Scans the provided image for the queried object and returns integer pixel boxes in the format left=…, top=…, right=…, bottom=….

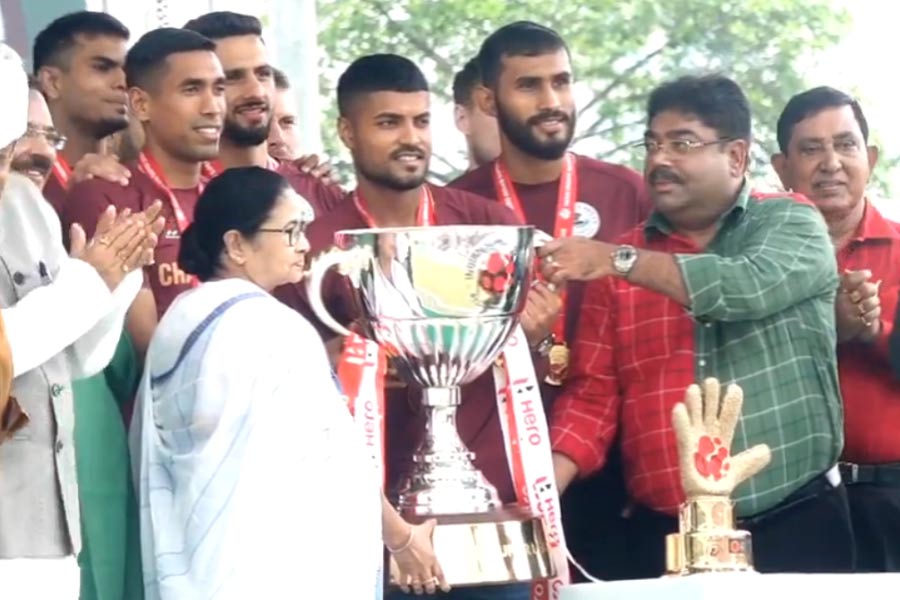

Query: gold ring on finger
left=97, top=236, right=111, bottom=246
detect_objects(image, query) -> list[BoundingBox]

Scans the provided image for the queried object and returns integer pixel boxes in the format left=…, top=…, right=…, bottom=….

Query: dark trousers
left=619, top=473, right=855, bottom=578
left=844, top=465, right=900, bottom=571
left=560, top=445, right=631, bottom=581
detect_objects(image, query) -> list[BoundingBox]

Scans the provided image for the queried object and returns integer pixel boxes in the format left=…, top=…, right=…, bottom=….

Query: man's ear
left=771, top=153, right=790, bottom=190
left=474, top=84, right=497, bottom=119
left=37, top=66, right=63, bottom=101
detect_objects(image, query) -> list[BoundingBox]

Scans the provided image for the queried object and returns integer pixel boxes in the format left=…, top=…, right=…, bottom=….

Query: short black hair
left=647, top=74, right=752, bottom=142
left=477, top=21, right=568, bottom=88
left=125, top=28, right=216, bottom=90
left=32, top=10, right=129, bottom=73
left=776, top=86, right=869, bottom=154
left=183, top=11, right=262, bottom=41
left=337, top=54, right=428, bottom=117
left=179, top=167, right=291, bottom=281
left=273, top=67, right=290, bottom=91
left=452, top=58, right=481, bottom=107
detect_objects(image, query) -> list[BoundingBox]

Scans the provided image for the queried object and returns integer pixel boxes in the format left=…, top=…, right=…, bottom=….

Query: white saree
left=132, top=278, right=382, bottom=600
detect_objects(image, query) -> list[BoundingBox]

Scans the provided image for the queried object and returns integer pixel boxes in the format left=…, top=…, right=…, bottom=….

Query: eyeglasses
left=634, top=138, right=734, bottom=157
left=258, top=220, right=308, bottom=247
left=23, top=124, right=67, bottom=151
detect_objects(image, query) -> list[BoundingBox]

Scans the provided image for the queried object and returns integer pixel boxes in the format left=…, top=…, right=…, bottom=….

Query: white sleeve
left=3, top=258, right=114, bottom=377
left=64, top=266, right=143, bottom=378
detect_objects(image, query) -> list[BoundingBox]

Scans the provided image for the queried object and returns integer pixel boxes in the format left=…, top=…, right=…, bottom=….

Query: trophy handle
left=305, top=248, right=355, bottom=337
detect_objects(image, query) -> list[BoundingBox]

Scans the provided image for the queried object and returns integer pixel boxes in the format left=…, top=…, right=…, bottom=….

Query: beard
left=355, top=156, right=428, bottom=192
left=222, top=114, right=270, bottom=147
left=495, top=100, right=575, bottom=161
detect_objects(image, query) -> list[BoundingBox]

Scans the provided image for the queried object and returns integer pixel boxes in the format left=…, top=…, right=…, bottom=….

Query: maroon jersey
left=450, top=154, right=649, bottom=347
left=275, top=161, right=348, bottom=217
left=62, top=165, right=199, bottom=317
left=43, top=170, right=68, bottom=220
left=274, top=184, right=526, bottom=504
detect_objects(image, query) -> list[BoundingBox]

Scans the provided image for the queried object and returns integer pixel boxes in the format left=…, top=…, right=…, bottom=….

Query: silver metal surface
left=307, top=225, right=535, bottom=516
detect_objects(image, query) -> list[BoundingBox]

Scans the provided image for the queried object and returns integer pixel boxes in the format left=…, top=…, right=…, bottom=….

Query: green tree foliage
left=317, top=0, right=851, bottom=185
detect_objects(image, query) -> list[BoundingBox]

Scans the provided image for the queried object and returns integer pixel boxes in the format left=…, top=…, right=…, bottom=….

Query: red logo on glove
left=694, top=435, right=731, bottom=481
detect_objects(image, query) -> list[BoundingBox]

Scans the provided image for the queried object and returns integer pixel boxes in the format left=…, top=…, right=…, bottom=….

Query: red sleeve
left=550, top=276, right=621, bottom=476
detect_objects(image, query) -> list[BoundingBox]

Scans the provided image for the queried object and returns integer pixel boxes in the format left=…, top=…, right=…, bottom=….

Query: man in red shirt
left=449, top=21, right=649, bottom=581
left=183, top=11, right=345, bottom=216
left=275, top=53, right=560, bottom=599
left=542, top=74, right=849, bottom=575
left=62, top=28, right=225, bottom=356
left=32, top=11, right=133, bottom=214
left=772, top=87, right=900, bottom=572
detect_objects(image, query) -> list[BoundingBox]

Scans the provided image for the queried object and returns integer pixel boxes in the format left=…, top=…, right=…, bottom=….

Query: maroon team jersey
left=274, top=184, right=527, bottom=504
left=450, top=154, right=649, bottom=346
left=62, top=165, right=200, bottom=317
left=43, top=170, right=68, bottom=220
left=276, top=161, right=348, bottom=217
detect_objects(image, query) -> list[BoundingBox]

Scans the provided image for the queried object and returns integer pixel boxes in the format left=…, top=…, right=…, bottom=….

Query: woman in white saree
left=132, top=167, right=382, bottom=599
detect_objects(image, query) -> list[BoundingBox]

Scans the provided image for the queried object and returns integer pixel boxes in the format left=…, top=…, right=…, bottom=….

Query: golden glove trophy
left=666, top=379, right=772, bottom=575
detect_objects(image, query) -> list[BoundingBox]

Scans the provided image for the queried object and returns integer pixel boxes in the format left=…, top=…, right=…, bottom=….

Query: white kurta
left=133, top=278, right=382, bottom=600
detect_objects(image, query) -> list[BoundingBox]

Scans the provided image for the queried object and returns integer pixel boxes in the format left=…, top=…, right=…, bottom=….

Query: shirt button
left=698, top=359, right=707, bottom=367
left=50, top=384, right=63, bottom=397
left=55, top=440, right=63, bottom=453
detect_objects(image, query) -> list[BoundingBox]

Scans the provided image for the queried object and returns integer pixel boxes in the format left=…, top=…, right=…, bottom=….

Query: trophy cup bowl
left=307, top=225, right=555, bottom=587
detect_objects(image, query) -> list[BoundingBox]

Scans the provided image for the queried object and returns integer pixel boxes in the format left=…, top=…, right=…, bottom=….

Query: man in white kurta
left=0, top=44, right=144, bottom=599
left=134, top=277, right=383, bottom=600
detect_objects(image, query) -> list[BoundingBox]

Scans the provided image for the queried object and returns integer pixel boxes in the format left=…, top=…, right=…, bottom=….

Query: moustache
left=234, top=100, right=269, bottom=113
left=390, top=145, right=426, bottom=160
left=11, top=153, right=53, bottom=175
left=648, top=167, right=684, bottom=185
left=527, top=110, right=570, bottom=127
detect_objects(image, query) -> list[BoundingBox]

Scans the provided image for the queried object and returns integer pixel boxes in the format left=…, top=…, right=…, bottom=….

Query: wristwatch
left=533, top=333, right=555, bottom=357
left=611, top=244, right=638, bottom=278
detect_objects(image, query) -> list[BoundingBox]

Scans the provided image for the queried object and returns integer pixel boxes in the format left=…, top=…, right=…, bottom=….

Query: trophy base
left=666, top=529, right=754, bottom=575
left=389, top=505, right=555, bottom=587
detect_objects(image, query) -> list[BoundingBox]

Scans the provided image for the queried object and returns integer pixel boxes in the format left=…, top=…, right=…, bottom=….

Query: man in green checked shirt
left=540, top=74, right=851, bottom=578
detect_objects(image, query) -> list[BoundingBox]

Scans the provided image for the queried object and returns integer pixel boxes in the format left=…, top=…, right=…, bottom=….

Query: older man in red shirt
left=772, top=86, right=900, bottom=572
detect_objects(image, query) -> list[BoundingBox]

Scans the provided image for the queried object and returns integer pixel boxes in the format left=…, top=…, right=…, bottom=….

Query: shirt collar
left=851, top=198, right=900, bottom=243
left=644, top=179, right=750, bottom=239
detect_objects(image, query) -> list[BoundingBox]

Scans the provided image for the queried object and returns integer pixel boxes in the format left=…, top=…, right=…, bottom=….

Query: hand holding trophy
left=667, top=378, right=772, bottom=575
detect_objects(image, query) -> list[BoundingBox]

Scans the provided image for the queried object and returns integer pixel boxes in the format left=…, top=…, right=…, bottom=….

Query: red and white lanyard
left=136, top=151, right=204, bottom=234
left=52, top=156, right=73, bottom=190
left=492, top=152, right=578, bottom=342
left=352, top=185, right=435, bottom=227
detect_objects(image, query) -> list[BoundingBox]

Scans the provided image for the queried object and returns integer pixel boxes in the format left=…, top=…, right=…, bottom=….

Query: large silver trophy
left=307, top=225, right=554, bottom=586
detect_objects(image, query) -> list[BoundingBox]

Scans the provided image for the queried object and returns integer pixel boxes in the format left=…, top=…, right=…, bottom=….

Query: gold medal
left=545, top=343, right=570, bottom=386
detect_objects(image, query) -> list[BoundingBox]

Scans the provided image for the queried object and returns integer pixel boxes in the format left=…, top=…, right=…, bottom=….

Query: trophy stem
left=397, top=387, right=500, bottom=516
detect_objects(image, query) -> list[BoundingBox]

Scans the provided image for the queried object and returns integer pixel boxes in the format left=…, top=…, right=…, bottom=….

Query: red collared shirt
left=836, top=200, right=900, bottom=464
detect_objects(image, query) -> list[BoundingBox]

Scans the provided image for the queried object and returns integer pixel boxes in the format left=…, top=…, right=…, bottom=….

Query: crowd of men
left=0, top=7, right=897, bottom=600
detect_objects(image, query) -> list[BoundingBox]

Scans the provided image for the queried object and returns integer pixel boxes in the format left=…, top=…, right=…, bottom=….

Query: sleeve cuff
left=550, top=424, right=606, bottom=477
left=675, top=253, right=722, bottom=317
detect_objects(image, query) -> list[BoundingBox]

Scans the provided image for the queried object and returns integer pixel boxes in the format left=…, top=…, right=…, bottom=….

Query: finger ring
left=545, top=254, right=557, bottom=267
left=97, top=236, right=110, bottom=246
left=121, top=264, right=129, bottom=273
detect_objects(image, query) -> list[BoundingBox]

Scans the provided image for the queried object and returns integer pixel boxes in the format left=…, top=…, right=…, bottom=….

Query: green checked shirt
left=551, top=181, right=843, bottom=518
